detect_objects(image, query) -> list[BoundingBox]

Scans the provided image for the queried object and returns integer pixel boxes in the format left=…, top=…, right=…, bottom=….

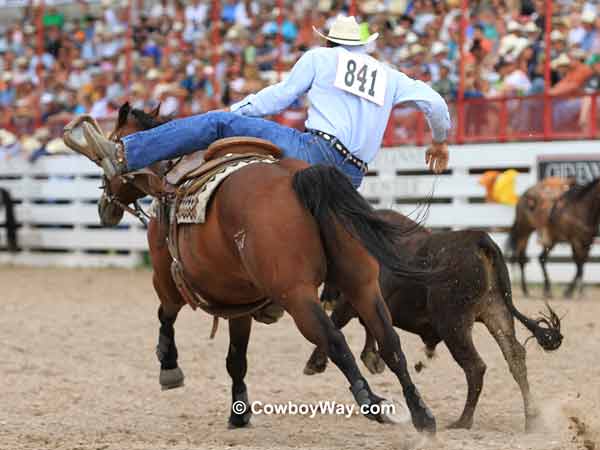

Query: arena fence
left=1, top=140, right=599, bottom=284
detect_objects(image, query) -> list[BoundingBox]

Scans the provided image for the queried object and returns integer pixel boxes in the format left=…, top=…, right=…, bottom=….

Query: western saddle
left=130, top=137, right=286, bottom=333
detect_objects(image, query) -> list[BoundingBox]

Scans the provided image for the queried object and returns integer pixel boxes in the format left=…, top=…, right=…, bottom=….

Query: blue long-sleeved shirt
left=230, top=45, right=451, bottom=163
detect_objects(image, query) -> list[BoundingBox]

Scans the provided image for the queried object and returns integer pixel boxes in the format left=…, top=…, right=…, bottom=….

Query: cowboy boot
left=82, top=122, right=128, bottom=178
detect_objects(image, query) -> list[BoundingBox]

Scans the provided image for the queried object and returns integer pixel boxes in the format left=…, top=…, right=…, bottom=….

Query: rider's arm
left=391, top=70, right=451, bottom=143
left=230, top=50, right=316, bottom=117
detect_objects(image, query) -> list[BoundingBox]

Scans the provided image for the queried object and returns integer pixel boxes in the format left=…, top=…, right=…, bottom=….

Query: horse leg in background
left=342, top=280, right=436, bottom=432
left=360, top=321, right=386, bottom=375
left=227, top=316, right=253, bottom=428
left=284, top=287, right=391, bottom=423
left=481, top=303, right=539, bottom=431
left=564, top=241, right=591, bottom=298
left=304, top=294, right=357, bottom=375
left=538, top=245, right=554, bottom=299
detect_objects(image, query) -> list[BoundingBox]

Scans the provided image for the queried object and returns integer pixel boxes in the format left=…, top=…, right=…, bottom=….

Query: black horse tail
left=0, top=188, right=18, bottom=253
left=291, top=165, right=440, bottom=282
left=480, top=233, right=562, bottom=351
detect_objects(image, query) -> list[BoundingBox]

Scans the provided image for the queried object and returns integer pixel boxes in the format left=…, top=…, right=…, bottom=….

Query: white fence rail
left=0, top=157, right=146, bottom=267
left=1, top=140, right=599, bottom=283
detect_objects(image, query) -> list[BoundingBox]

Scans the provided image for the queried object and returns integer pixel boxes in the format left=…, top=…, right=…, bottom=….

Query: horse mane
left=131, top=108, right=171, bottom=130
left=561, top=177, right=600, bottom=202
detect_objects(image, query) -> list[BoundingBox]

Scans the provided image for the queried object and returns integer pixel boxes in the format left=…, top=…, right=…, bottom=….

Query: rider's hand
left=425, top=141, right=449, bottom=174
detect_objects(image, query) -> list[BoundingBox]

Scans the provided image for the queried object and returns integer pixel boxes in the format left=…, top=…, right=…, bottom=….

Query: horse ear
left=150, top=103, right=161, bottom=118
left=117, top=102, right=131, bottom=128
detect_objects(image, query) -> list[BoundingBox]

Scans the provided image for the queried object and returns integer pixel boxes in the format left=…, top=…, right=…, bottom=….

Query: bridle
left=101, top=175, right=151, bottom=227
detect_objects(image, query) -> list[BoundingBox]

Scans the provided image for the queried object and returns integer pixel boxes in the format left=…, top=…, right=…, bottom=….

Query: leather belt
left=308, top=129, right=368, bottom=174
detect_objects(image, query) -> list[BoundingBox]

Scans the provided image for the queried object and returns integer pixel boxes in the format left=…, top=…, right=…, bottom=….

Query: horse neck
left=589, top=184, right=600, bottom=226
left=123, top=168, right=172, bottom=199
left=566, top=183, right=600, bottom=228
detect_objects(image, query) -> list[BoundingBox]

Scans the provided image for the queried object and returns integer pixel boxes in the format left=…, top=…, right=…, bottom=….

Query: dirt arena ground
left=1, top=267, right=599, bottom=450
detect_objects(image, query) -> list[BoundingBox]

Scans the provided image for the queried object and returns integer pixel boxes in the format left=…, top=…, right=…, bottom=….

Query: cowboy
left=81, top=15, right=451, bottom=188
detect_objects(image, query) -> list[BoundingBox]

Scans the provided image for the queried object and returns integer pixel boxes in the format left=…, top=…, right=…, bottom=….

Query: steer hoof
left=303, top=351, right=328, bottom=375
left=447, top=418, right=473, bottom=430
left=361, top=350, right=386, bottom=375
left=160, top=367, right=185, bottom=390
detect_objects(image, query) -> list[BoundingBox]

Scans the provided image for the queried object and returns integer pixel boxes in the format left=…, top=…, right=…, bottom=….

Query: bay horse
left=0, top=187, right=18, bottom=252
left=541, top=178, right=600, bottom=297
left=63, top=104, right=444, bottom=433
left=506, top=177, right=573, bottom=297
left=304, top=210, right=562, bottom=431
left=507, top=177, right=599, bottom=298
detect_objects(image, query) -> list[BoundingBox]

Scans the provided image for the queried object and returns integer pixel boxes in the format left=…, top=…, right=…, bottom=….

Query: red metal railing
left=272, top=92, right=600, bottom=147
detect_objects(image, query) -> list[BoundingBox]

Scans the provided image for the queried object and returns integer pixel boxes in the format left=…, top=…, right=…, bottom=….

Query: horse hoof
left=361, top=350, right=386, bottom=375
left=447, top=418, right=473, bottom=430
left=414, top=408, right=436, bottom=434
left=229, top=392, right=252, bottom=428
left=160, top=367, right=185, bottom=390
left=408, top=398, right=436, bottom=434
left=303, top=352, right=328, bottom=375
left=228, top=413, right=252, bottom=429
left=376, top=400, right=410, bottom=425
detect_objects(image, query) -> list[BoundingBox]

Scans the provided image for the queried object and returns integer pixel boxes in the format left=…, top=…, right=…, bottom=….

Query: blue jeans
left=122, top=112, right=365, bottom=188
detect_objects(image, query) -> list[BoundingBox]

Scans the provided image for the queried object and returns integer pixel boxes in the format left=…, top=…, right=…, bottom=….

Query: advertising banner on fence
left=537, top=154, right=600, bottom=185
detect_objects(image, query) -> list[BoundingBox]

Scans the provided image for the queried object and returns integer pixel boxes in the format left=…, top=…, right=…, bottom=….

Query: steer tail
left=291, top=165, right=439, bottom=282
left=0, top=188, right=18, bottom=252
left=480, top=233, right=562, bottom=351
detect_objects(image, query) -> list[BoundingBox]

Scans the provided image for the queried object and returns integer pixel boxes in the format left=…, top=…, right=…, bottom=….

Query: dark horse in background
left=507, top=178, right=600, bottom=298
left=0, top=188, right=18, bottom=252
left=62, top=104, right=449, bottom=433
left=304, top=210, right=562, bottom=431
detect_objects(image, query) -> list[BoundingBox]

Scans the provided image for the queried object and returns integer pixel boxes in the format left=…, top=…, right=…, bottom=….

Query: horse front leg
left=156, top=302, right=185, bottom=390
left=153, top=268, right=185, bottom=390
left=149, top=219, right=185, bottom=390
left=227, top=316, right=253, bottom=428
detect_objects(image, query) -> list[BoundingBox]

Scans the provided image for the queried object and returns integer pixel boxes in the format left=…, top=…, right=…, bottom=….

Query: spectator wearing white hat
left=581, top=10, right=597, bottom=52
left=431, top=61, right=455, bottom=101
left=550, top=30, right=567, bottom=59
left=429, top=41, right=449, bottom=83
left=0, top=129, right=20, bottom=160
left=67, top=59, right=90, bottom=91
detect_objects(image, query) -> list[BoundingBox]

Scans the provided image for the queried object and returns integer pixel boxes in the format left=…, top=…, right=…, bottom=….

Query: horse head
left=63, top=102, right=167, bottom=227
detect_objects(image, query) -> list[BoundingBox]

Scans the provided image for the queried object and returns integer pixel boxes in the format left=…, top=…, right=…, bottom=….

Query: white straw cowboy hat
left=313, top=15, right=378, bottom=46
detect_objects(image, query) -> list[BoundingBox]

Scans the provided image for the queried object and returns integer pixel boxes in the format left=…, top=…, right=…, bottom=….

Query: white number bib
left=333, top=51, right=387, bottom=106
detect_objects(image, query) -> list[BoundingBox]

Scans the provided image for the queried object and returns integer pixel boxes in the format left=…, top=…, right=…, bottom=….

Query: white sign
left=334, top=51, right=387, bottom=106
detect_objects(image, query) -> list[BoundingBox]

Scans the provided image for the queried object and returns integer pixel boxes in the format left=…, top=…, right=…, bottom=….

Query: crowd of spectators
left=1, top=0, right=600, bottom=161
